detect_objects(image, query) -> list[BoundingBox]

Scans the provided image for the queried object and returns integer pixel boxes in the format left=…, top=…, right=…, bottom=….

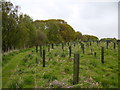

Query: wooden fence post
left=36, top=57, right=38, bottom=64
left=43, top=49, right=45, bottom=67
left=40, top=45, right=42, bottom=57
left=91, top=49, right=93, bottom=55
left=68, top=42, right=70, bottom=46
left=52, top=44, right=54, bottom=49
left=74, top=43, right=75, bottom=47
left=94, top=52, right=96, bottom=57
left=90, top=41, right=91, bottom=46
left=101, top=47, right=104, bottom=64
left=97, top=41, right=99, bottom=46
left=62, top=43, right=64, bottom=51
left=114, top=43, right=116, bottom=49
left=36, top=45, right=38, bottom=53
left=106, top=41, right=109, bottom=49
left=81, top=44, right=84, bottom=54
left=69, top=46, right=72, bottom=57
left=73, top=53, right=80, bottom=85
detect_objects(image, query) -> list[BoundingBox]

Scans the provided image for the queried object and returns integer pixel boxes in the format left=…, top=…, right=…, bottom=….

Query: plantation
left=2, top=41, right=118, bottom=88
left=1, top=0, right=119, bottom=89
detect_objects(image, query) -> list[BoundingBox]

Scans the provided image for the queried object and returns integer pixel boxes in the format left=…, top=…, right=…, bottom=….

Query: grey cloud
left=10, top=0, right=118, bottom=39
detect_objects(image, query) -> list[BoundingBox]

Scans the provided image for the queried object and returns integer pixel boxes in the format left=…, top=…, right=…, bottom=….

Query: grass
left=2, top=48, right=33, bottom=88
left=2, top=41, right=118, bottom=88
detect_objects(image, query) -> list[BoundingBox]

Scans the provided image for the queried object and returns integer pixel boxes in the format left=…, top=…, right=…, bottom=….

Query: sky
left=9, top=0, right=119, bottom=39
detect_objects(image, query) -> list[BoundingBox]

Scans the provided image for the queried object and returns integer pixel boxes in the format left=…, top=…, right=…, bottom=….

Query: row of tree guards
left=106, top=41, right=116, bottom=49
left=36, top=41, right=116, bottom=54
left=35, top=41, right=117, bottom=67
left=34, top=40, right=117, bottom=85
left=39, top=47, right=104, bottom=84
left=39, top=46, right=105, bottom=65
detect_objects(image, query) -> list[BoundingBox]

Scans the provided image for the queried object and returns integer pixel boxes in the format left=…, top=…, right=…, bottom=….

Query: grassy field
left=2, top=41, right=118, bottom=88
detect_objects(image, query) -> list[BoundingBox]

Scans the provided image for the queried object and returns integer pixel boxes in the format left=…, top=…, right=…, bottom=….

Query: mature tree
left=34, top=19, right=80, bottom=43
left=34, top=30, right=47, bottom=46
left=82, top=35, right=88, bottom=41
left=2, top=1, right=36, bottom=52
left=34, top=20, right=46, bottom=31
left=2, top=1, right=19, bottom=51
left=74, top=31, right=82, bottom=41
left=58, top=23, right=76, bottom=42
left=82, top=35, right=99, bottom=41
left=100, top=38, right=117, bottom=42
left=2, top=0, right=100, bottom=52
left=45, top=21, right=63, bottom=43
left=20, top=14, right=36, bottom=48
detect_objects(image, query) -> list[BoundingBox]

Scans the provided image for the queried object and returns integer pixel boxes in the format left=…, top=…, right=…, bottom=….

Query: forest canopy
left=2, top=0, right=100, bottom=52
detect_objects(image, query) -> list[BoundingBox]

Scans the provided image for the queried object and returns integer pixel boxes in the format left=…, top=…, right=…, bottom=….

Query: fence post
left=36, top=57, right=38, bottom=64
left=62, top=43, right=64, bottom=51
left=69, top=46, right=72, bottom=57
left=114, top=43, right=116, bottom=49
left=91, top=49, right=93, bottom=55
left=68, top=42, right=69, bottom=46
left=74, top=43, right=75, bottom=47
left=40, top=45, right=42, bottom=57
left=101, top=47, right=104, bottom=64
left=90, top=41, right=91, bottom=46
left=97, top=41, right=99, bottom=46
left=36, top=45, right=38, bottom=53
left=106, top=41, right=109, bottom=49
left=43, top=49, right=45, bottom=67
left=73, top=53, right=80, bottom=85
left=81, top=44, right=84, bottom=54
left=94, top=52, right=96, bottom=57
left=52, top=44, right=54, bottom=49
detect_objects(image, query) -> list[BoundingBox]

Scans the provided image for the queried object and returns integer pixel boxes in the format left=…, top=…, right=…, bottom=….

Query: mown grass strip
left=2, top=48, right=32, bottom=88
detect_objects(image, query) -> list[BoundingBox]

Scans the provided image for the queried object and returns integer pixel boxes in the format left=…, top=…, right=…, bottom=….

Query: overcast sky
left=9, top=0, right=119, bottom=39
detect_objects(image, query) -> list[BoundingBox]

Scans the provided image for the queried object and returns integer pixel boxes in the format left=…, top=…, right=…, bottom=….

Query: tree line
left=2, top=0, right=111, bottom=53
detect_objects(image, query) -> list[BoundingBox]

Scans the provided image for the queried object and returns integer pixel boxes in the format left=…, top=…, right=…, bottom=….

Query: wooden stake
left=106, top=41, right=109, bottom=49
left=69, top=46, right=72, bottom=57
left=74, top=43, right=75, bottom=47
left=90, top=41, right=91, bottom=46
left=68, top=42, right=70, bottom=46
left=101, top=47, right=104, bottom=64
left=40, top=45, right=42, bottom=57
left=62, top=43, right=64, bottom=51
left=114, top=43, right=116, bottom=49
left=94, top=52, right=96, bottom=57
left=36, top=45, right=38, bottom=53
left=73, top=53, right=80, bottom=85
left=43, top=49, right=45, bottom=67
left=52, top=44, right=54, bottom=49
left=82, top=44, right=84, bottom=54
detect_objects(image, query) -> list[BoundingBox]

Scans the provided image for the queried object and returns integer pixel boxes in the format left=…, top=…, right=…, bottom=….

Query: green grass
left=2, top=42, right=118, bottom=88
left=2, top=48, right=33, bottom=88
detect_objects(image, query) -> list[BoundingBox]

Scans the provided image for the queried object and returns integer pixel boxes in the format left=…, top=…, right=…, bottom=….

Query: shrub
left=61, top=52, right=66, bottom=57
left=64, top=67, right=70, bottom=74
left=43, top=73, right=57, bottom=81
